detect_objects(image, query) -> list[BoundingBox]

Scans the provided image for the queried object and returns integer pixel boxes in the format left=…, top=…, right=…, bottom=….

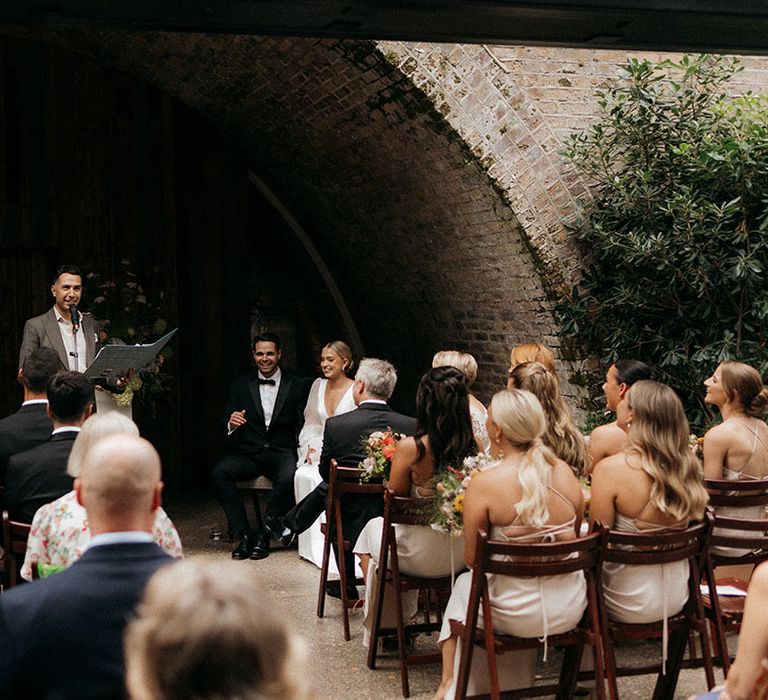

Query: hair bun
left=749, top=387, right=768, bottom=416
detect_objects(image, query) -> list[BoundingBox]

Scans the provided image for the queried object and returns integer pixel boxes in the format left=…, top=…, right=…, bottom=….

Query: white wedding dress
left=294, top=378, right=356, bottom=570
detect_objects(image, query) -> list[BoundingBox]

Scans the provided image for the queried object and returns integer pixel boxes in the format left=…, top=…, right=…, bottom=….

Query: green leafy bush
left=558, top=55, right=768, bottom=430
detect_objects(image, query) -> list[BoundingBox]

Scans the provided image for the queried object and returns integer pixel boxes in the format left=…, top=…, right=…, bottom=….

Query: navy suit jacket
left=5, top=431, right=77, bottom=523
left=222, top=371, right=311, bottom=456
left=0, top=541, right=173, bottom=699
left=0, top=403, right=52, bottom=484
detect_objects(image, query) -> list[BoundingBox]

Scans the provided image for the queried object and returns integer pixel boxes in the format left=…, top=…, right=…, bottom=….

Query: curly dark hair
left=415, top=366, right=477, bottom=472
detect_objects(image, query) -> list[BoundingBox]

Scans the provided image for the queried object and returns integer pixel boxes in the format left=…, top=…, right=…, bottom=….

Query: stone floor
left=164, top=491, right=728, bottom=700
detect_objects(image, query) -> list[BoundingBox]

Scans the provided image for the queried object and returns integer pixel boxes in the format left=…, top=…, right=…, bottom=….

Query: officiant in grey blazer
left=18, top=265, right=100, bottom=373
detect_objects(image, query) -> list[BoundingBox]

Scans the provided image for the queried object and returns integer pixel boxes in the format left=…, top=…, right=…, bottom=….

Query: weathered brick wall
left=4, top=29, right=768, bottom=414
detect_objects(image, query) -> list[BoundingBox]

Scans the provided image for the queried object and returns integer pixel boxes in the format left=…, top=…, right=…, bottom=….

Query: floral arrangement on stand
left=431, top=453, right=498, bottom=537
left=87, top=260, right=172, bottom=413
left=358, top=429, right=404, bottom=482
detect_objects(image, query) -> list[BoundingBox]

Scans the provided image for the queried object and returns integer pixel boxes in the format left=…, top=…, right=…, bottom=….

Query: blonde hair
left=490, top=389, right=559, bottom=527
left=125, top=560, right=310, bottom=700
left=432, top=350, right=478, bottom=385
left=323, top=340, right=355, bottom=374
left=509, top=362, right=588, bottom=477
left=67, top=413, right=139, bottom=477
left=509, top=343, right=556, bottom=373
left=719, top=361, right=768, bottom=417
left=626, top=381, right=708, bottom=521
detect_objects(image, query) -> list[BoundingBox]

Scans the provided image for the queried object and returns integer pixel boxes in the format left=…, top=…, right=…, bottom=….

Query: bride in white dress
left=295, top=341, right=356, bottom=567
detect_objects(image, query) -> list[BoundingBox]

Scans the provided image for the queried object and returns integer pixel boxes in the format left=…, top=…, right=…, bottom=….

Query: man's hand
left=228, top=410, right=247, bottom=433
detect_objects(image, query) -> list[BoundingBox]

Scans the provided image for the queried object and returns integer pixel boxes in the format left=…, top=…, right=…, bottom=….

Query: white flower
left=93, top=296, right=105, bottom=304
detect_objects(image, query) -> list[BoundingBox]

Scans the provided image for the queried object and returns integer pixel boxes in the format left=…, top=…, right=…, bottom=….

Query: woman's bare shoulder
left=591, top=451, right=626, bottom=479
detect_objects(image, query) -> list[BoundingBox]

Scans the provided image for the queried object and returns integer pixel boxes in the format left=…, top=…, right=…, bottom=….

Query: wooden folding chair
left=597, top=518, right=715, bottom=699
left=367, top=489, right=463, bottom=698
left=450, top=529, right=606, bottom=700
left=2, top=510, right=32, bottom=590
left=316, top=462, right=384, bottom=641
left=699, top=479, right=768, bottom=673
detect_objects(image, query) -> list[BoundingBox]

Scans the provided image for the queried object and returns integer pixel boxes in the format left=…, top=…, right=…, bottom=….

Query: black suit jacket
left=318, top=402, right=418, bottom=482
left=222, top=371, right=311, bottom=457
left=0, top=403, right=53, bottom=483
left=0, top=541, right=173, bottom=699
left=318, top=402, right=417, bottom=545
left=5, top=431, right=77, bottom=523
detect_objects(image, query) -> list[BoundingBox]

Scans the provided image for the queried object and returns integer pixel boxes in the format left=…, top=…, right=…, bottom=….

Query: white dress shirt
left=54, top=306, right=87, bottom=372
left=259, top=368, right=281, bottom=428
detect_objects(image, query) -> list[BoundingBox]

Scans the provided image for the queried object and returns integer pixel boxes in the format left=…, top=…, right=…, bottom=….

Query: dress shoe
left=325, top=580, right=360, bottom=600
left=231, top=534, right=254, bottom=560
left=250, top=532, right=270, bottom=560
left=263, top=515, right=297, bottom=548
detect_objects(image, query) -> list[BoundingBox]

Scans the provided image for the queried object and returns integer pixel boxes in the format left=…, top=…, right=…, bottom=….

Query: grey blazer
left=18, top=308, right=100, bottom=370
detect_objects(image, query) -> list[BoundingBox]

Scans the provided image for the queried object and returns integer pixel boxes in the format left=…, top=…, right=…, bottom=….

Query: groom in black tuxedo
left=213, top=332, right=311, bottom=560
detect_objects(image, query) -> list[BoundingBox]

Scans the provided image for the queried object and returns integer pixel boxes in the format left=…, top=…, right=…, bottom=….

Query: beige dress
left=438, top=489, right=587, bottom=699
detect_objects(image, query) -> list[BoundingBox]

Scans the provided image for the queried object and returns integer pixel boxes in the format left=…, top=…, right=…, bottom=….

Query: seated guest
left=507, top=342, right=556, bottom=388
left=278, top=358, right=416, bottom=598
left=587, top=359, right=651, bottom=473
left=509, top=362, right=588, bottom=477
left=212, top=332, right=312, bottom=561
left=590, top=381, right=707, bottom=662
left=0, top=347, right=60, bottom=482
left=433, top=349, right=490, bottom=452
left=5, top=370, right=94, bottom=522
left=354, top=366, right=477, bottom=645
left=125, top=560, right=311, bottom=700
left=0, top=434, right=174, bottom=699
left=21, top=412, right=182, bottom=580
left=703, top=361, right=768, bottom=556
left=294, top=341, right=356, bottom=567
left=436, top=389, right=586, bottom=699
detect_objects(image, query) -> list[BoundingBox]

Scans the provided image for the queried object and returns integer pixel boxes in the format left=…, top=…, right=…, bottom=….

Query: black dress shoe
left=250, top=532, right=270, bottom=560
left=263, top=516, right=297, bottom=548
left=231, top=534, right=254, bottom=560
left=325, top=580, right=360, bottom=600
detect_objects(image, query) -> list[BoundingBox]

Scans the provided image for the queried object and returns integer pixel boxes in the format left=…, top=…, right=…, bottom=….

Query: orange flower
left=382, top=445, right=396, bottom=460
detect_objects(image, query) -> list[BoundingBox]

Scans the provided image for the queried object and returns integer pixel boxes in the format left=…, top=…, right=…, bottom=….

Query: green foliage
left=558, top=55, right=768, bottom=430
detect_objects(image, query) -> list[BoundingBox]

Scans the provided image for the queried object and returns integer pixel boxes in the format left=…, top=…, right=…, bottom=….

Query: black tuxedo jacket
left=222, top=371, right=311, bottom=456
left=5, top=431, right=77, bottom=523
left=0, top=403, right=53, bottom=483
left=0, top=541, right=173, bottom=699
left=318, top=402, right=418, bottom=482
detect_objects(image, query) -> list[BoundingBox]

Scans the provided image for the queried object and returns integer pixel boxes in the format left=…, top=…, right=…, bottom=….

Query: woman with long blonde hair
left=590, top=380, right=707, bottom=631
left=435, top=389, right=585, bottom=698
left=509, top=361, right=588, bottom=477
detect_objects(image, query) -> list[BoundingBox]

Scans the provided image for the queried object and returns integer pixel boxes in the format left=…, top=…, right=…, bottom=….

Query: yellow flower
left=452, top=494, right=464, bottom=513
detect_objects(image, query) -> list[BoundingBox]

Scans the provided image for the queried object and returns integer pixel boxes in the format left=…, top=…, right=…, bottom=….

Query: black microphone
left=69, top=304, right=80, bottom=333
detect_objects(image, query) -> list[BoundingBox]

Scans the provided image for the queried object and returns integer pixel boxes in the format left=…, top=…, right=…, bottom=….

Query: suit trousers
left=213, top=448, right=297, bottom=536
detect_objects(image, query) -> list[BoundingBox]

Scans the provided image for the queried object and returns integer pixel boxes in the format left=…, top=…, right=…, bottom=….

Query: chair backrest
left=705, top=477, right=768, bottom=509
left=476, top=527, right=604, bottom=578
left=381, top=488, right=434, bottom=528
left=601, top=519, right=709, bottom=567
left=331, top=463, right=386, bottom=496
left=2, top=510, right=31, bottom=589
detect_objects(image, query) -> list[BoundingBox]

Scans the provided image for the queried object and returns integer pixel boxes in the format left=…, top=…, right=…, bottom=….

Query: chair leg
left=557, top=642, right=585, bottom=700
left=317, top=527, right=332, bottom=619
left=392, top=564, right=411, bottom=697
left=652, top=627, right=688, bottom=700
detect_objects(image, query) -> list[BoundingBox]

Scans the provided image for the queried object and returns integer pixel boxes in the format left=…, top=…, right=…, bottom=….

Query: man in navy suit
left=212, top=332, right=311, bottom=560
left=0, top=347, right=60, bottom=482
left=0, top=433, right=174, bottom=699
left=5, top=370, right=94, bottom=522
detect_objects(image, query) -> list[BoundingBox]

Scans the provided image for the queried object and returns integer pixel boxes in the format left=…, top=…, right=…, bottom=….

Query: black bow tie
left=257, top=378, right=276, bottom=386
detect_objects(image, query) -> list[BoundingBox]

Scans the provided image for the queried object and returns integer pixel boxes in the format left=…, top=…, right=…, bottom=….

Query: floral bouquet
left=431, top=453, right=498, bottom=537
left=358, top=429, right=404, bottom=482
left=689, top=433, right=704, bottom=461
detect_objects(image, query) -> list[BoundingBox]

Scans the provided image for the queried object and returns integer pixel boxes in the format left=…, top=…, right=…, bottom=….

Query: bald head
left=76, top=434, right=163, bottom=534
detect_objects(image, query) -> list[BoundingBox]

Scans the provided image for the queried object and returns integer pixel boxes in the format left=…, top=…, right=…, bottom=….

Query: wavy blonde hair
left=509, top=343, right=556, bottom=373
left=626, top=381, right=708, bottom=521
left=432, top=350, right=478, bottom=385
left=490, top=389, right=559, bottom=527
left=509, top=362, right=588, bottom=477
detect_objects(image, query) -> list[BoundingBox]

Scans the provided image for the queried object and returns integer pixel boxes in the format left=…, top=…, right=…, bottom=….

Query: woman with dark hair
left=354, top=366, right=479, bottom=645
left=509, top=362, right=588, bottom=477
left=588, top=359, right=651, bottom=473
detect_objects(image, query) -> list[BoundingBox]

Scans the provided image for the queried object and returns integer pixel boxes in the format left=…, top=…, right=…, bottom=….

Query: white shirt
left=54, top=306, right=87, bottom=372
left=22, top=399, right=48, bottom=407
left=259, top=368, right=281, bottom=428
left=52, top=426, right=81, bottom=436
left=87, top=531, right=153, bottom=550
